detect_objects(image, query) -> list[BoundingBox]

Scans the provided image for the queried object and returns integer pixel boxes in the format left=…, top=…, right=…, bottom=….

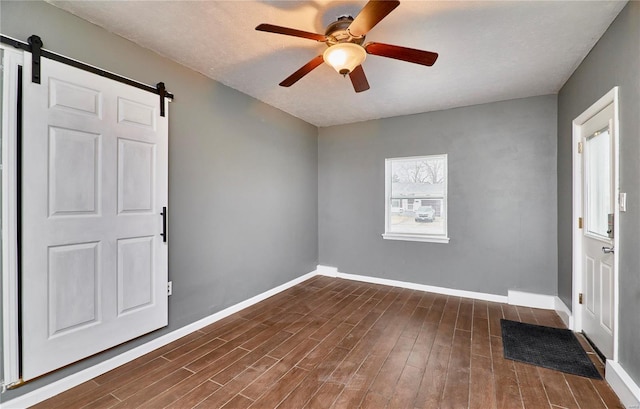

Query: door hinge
left=579, top=293, right=583, bottom=304
left=167, top=281, right=173, bottom=296
left=578, top=141, right=583, bottom=153
left=578, top=217, right=583, bottom=229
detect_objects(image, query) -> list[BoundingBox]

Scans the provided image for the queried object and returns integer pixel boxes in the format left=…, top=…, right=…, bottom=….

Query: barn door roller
left=27, top=35, right=43, bottom=84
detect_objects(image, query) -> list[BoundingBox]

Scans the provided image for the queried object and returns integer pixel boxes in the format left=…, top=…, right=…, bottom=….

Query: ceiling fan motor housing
left=325, top=16, right=366, bottom=46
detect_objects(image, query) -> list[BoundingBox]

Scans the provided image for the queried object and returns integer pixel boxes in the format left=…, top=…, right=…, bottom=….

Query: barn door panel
left=21, top=53, right=168, bottom=381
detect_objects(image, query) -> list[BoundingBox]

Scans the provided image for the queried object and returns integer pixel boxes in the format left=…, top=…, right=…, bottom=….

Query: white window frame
left=382, top=154, right=450, bottom=244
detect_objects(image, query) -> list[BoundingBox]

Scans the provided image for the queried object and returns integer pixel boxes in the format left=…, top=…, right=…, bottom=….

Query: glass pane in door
left=585, top=128, right=611, bottom=238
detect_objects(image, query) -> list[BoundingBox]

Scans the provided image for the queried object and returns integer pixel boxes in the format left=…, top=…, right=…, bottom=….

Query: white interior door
left=581, top=103, right=615, bottom=359
left=21, top=53, right=168, bottom=380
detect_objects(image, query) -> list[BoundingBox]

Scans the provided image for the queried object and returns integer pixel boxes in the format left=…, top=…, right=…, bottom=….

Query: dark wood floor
left=32, top=276, right=623, bottom=409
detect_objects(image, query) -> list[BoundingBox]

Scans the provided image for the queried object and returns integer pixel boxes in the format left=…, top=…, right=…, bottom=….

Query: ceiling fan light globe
left=323, top=43, right=366, bottom=75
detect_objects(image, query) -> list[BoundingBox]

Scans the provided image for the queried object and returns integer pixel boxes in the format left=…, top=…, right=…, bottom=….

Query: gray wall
left=0, top=0, right=318, bottom=401
left=318, top=95, right=558, bottom=296
left=557, top=2, right=640, bottom=384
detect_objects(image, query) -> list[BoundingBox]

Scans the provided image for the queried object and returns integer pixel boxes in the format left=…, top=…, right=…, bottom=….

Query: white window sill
left=382, top=233, right=450, bottom=244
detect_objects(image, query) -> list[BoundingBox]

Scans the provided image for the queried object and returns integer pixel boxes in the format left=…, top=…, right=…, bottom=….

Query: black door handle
left=160, top=206, right=167, bottom=243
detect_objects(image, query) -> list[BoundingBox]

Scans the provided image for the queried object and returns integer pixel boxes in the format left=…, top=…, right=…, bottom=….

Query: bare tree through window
left=392, top=158, right=444, bottom=184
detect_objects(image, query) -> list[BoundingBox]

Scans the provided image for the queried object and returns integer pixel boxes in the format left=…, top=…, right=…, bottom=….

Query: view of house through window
left=384, top=155, right=449, bottom=243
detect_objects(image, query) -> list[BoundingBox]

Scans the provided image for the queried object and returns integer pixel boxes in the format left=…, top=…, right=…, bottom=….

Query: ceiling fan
left=255, top=0, right=438, bottom=93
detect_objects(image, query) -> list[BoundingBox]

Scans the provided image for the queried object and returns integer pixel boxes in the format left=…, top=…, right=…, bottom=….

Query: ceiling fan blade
left=256, top=23, right=327, bottom=42
left=279, top=55, right=325, bottom=87
left=349, top=65, right=370, bottom=93
left=365, top=42, right=439, bottom=66
left=348, top=0, right=400, bottom=37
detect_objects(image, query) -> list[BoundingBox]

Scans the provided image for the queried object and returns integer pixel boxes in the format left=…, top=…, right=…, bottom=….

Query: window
left=585, top=127, right=611, bottom=238
left=383, top=155, right=449, bottom=243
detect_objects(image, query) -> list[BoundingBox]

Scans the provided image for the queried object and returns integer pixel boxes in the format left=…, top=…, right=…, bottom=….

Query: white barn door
left=21, top=53, right=168, bottom=380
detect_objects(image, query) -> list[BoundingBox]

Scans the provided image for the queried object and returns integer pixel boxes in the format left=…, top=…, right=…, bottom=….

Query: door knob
left=602, top=246, right=614, bottom=254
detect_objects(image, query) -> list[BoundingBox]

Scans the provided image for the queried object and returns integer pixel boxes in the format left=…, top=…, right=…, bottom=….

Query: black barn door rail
left=1, top=34, right=174, bottom=116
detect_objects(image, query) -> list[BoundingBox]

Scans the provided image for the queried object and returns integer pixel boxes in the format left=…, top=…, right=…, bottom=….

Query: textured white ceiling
left=48, top=0, right=626, bottom=127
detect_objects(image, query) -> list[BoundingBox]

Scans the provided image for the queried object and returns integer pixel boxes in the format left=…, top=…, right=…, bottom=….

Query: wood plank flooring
left=32, top=276, right=623, bottom=408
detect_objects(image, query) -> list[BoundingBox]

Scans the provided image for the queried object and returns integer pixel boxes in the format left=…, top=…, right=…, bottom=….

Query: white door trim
left=571, top=86, right=619, bottom=362
left=1, top=43, right=23, bottom=389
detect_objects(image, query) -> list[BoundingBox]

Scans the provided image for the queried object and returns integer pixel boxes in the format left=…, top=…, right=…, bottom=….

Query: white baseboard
left=0, top=270, right=319, bottom=409
left=507, top=290, right=578, bottom=329
left=606, top=360, right=640, bottom=408
left=316, top=265, right=338, bottom=278
left=320, top=265, right=572, bottom=321
left=554, top=296, right=573, bottom=329
left=316, top=265, right=508, bottom=303
left=507, top=291, right=574, bottom=328
left=508, top=290, right=556, bottom=309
